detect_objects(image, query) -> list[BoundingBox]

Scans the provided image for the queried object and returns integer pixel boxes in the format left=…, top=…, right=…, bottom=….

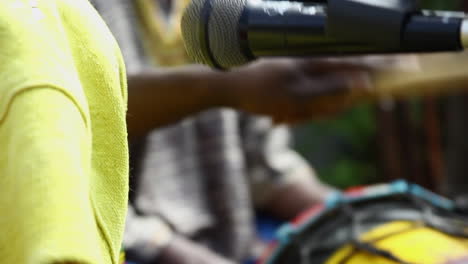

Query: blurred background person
left=89, top=0, right=351, bottom=263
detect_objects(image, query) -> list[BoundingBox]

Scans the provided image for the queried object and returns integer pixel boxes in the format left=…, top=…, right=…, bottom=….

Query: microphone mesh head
left=181, top=0, right=209, bottom=65
left=181, top=0, right=249, bottom=68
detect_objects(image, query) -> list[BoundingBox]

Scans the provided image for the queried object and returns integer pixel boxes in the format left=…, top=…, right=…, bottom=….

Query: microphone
left=181, top=0, right=468, bottom=69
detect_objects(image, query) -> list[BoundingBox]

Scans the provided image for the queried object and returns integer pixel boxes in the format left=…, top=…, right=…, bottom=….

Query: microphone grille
left=181, top=0, right=249, bottom=68
left=181, top=0, right=209, bottom=65
left=209, top=0, right=248, bottom=68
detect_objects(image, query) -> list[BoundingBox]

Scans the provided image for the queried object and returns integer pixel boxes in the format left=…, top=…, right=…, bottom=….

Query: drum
left=257, top=180, right=468, bottom=264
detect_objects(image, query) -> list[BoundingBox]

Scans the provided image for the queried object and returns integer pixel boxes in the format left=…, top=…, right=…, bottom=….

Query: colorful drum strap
left=257, top=180, right=468, bottom=264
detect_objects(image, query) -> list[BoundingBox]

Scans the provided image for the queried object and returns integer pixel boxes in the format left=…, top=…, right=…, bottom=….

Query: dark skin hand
left=230, top=56, right=419, bottom=124
left=228, top=58, right=374, bottom=124
left=126, top=58, right=375, bottom=139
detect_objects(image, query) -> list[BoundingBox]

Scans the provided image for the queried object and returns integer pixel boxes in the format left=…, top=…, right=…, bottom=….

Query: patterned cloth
left=90, top=0, right=316, bottom=262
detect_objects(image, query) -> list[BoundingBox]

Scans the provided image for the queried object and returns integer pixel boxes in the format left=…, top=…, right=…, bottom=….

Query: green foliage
left=294, top=104, right=379, bottom=188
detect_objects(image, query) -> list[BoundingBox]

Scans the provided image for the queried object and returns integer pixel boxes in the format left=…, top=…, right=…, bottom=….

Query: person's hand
left=156, top=235, right=235, bottom=264
left=226, top=56, right=418, bottom=123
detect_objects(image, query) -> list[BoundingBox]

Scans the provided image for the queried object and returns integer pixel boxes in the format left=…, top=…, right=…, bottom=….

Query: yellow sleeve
left=0, top=88, right=104, bottom=264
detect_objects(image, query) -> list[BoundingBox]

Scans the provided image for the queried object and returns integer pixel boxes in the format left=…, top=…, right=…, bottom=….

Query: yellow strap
left=134, top=0, right=192, bottom=66
left=119, top=251, right=126, bottom=264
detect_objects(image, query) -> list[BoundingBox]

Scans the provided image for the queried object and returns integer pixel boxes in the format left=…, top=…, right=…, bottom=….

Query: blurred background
left=293, top=0, right=465, bottom=195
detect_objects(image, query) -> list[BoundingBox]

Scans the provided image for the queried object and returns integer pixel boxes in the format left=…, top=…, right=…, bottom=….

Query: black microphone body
left=181, top=0, right=468, bottom=69
left=245, top=1, right=462, bottom=56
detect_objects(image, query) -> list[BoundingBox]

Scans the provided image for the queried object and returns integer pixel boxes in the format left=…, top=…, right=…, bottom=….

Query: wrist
left=199, top=69, right=241, bottom=109
left=219, top=67, right=253, bottom=110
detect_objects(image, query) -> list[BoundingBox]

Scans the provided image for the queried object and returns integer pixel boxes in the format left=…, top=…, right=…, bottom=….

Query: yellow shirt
left=0, top=0, right=128, bottom=263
